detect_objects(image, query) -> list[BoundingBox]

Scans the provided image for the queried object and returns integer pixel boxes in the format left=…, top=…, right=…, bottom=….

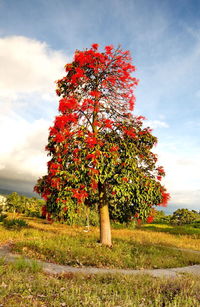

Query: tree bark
left=99, top=183, right=112, bottom=246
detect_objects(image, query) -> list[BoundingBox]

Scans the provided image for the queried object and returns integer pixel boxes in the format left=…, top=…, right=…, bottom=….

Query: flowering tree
left=34, top=44, right=170, bottom=246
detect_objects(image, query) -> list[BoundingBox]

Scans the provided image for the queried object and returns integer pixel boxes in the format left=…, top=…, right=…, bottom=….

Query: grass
left=0, top=215, right=200, bottom=270
left=0, top=261, right=200, bottom=306
left=142, top=223, right=200, bottom=236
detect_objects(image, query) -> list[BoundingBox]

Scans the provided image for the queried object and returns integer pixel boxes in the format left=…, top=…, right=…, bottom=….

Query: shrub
left=0, top=214, right=7, bottom=222
left=170, top=209, right=197, bottom=225
left=3, top=218, right=28, bottom=229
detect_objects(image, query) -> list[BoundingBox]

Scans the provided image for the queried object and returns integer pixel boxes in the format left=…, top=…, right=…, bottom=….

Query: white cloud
left=0, top=36, right=66, bottom=95
left=144, top=119, right=169, bottom=129
left=154, top=141, right=200, bottom=210
left=0, top=114, right=50, bottom=180
left=0, top=36, right=68, bottom=185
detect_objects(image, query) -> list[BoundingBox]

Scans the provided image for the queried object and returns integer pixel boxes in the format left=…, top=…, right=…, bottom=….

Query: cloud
left=154, top=139, right=200, bottom=211
left=0, top=36, right=68, bottom=190
left=144, top=119, right=169, bottom=129
left=0, top=36, right=66, bottom=95
left=0, top=113, right=50, bottom=180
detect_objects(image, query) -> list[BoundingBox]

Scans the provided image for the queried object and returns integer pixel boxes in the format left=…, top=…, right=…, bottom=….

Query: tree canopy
left=34, top=44, right=170, bottom=245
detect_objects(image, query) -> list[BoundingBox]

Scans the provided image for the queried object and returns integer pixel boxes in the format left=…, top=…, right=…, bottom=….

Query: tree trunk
left=99, top=183, right=112, bottom=246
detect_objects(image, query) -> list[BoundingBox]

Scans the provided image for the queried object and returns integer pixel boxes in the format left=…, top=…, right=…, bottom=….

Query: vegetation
left=0, top=260, right=200, bottom=306
left=5, top=192, right=45, bottom=217
left=0, top=215, right=199, bottom=270
left=170, top=208, right=200, bottom=226
left=2, top=218, right=28, bottom=230
left=34, top=44, right=169, bottom=246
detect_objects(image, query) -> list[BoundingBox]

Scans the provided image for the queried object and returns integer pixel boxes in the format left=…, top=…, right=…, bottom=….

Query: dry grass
left=112, top=228, right=200, bottom=251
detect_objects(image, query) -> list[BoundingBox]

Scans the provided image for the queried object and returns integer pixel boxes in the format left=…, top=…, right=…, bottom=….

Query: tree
left=34, top=44, right=170, bottom=246
left=170, top=208, right=197, bottom=225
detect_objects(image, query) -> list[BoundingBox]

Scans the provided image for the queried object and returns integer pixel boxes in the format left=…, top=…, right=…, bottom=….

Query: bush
left=0, top=214, right=7, bottom=222
left=3, top=218, right=28, bottom=229
left=170, top=209, right=197, bottom=226
left=5, top=192, right=45, bottom=217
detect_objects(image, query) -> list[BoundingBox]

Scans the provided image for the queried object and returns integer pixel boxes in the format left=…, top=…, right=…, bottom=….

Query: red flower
left=159, top=191, right=170, bottom=207
left=91, top=43, right=99, bottom=50
left=85, top=136, right=98, bottom=147
left=157, top=166, right=165, bottom=175
left=129, top=96, right=135, bottom=111
left=90, top=179, right=98, bottom=190
left=72, top=188, right=88, bottom=203
left=105, top=45, right=113, bottom=55
left=86, top=153, right=96, bottom=159
left=122, top=177, right=129, bottom=182
left=103, top=119, right=113, bottom=129
left=146, top=216, right=154, bottom=223
left=90, top=90, right=101, bottom=98
left=54, top=133, right=65, bottom=143
left=59, top=97, right=78, bottom=112
left=110, top=146, right=119, bottom=152
left=123, top=128, right=136, bottom=138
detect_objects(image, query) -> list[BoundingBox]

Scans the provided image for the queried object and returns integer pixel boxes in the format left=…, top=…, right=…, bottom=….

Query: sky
left=0, top=0, right=200, bottom=213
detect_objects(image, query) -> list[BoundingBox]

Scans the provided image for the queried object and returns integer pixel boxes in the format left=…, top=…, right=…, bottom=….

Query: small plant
left=0, top=214, right=7, bottom=222
left=12, top=257, right=42, bottom=273
left=3, top=218, right=28, bottom=229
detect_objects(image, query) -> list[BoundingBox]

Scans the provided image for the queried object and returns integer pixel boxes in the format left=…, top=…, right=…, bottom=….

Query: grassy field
left=0, top=259, right=200, bottom=306
left=0, top=215, right=200, bottom=270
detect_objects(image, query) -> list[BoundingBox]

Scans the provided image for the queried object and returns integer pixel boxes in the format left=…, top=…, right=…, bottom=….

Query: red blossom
left=85, top=136, right=98, bottom=147
left=105, top=45, right=113, bottom=55
left=90, top=90, right=101, bottom=98
left=59, top=97, right=78, bottom=112
left=159, top=191, right=170, bottom=207
left=86, top=153, right=96, bottom=159
left=110, top=146, right=119, bottom=152
left=91, top=43, right=99, bottom=50
left=146, top=216, right=154, bottom=223
left=72, top=188, right=88, bottom=203
left=90, top=179, right=98, bottom=190
left=123, top=128, right=136, bottom=138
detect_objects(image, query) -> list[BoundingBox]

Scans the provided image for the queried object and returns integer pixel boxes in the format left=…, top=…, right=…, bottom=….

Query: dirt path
left=0, top=245, right=200, bottom=278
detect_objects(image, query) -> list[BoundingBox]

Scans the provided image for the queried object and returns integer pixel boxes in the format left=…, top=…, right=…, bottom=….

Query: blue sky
left=0, top=0, right=200, bottom=213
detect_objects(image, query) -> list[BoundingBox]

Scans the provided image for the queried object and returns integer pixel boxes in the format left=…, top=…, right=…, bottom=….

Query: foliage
left=153, top=209, right=171, bottom=224
left=5, top=192, right=45, bottom=217
left=3, top=218, right=28, bottom=229
left=170, top=208, right=199, bottom=226
left=34, top=44, right=169, bottom=229
left=0, top=214, right=7, bottom=222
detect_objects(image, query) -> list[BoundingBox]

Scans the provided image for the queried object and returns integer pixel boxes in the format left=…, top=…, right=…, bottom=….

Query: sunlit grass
left=0, top=261, right=200, bottom=306
left=0, top=215, right=200, bottom=270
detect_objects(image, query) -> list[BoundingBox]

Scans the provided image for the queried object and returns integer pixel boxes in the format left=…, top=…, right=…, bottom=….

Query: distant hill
left=0, top=188, right=39, bottom=198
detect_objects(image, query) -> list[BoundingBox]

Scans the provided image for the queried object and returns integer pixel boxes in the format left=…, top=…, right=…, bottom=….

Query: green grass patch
left=0, top=262, right=200, bottom=306
left=12, top=233, right=200, bottom=270
left=13, top=257, right=42, bottom=273
left=142, top=223, right=200, bottom=236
